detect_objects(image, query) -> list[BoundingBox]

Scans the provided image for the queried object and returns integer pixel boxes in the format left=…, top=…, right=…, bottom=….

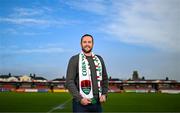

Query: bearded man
left=66, top=34, right=108, bottom=113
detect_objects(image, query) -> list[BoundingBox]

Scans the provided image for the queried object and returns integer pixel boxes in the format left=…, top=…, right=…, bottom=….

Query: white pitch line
left=47, top=98, right=72, bottom=113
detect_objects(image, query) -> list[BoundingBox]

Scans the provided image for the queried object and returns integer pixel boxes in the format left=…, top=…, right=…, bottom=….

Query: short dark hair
left=81, top=34, right=94, bottom=43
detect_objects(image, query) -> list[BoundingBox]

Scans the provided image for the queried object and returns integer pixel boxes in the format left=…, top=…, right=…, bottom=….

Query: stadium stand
left=0, top=74, right=180, bottom=93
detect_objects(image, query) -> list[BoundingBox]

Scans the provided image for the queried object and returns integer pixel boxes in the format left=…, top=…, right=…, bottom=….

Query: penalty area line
left=47, top=98, right=72, bottom=113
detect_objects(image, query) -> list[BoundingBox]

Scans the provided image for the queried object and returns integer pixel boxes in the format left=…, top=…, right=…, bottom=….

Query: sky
left=0, top=0, right=180, bottom=80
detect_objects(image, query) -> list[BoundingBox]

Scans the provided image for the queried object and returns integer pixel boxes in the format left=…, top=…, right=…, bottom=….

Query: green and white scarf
left=79, top=52, right=102, bottom=100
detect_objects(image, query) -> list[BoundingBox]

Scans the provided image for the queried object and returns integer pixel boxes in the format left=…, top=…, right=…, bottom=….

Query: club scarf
left=79, top=52, right=102, bottom=99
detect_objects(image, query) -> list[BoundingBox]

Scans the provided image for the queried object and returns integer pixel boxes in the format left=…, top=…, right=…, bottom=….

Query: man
left=66, top=34, right=108, bottom=113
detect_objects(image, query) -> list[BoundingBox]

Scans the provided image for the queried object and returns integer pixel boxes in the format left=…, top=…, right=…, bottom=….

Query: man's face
left=81, top=36, right=93, bottom=53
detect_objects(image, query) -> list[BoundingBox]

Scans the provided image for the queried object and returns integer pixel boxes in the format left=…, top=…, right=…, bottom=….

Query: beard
left=82, top=46, right=92, bottom=53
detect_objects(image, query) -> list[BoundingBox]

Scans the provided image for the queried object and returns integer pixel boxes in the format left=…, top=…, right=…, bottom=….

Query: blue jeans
left=72, top=99, right=102, bottom=113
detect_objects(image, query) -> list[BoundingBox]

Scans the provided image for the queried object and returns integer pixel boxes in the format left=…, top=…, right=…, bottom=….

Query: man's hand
left=99, top=95, right=106, bottom=103
left=80, top=98, right=91, bottom=105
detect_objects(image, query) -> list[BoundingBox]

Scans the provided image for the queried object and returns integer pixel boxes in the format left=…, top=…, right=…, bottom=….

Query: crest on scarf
left=81, top=80, right=91, bottom=95
left=79, top=52, right=102, bottom=99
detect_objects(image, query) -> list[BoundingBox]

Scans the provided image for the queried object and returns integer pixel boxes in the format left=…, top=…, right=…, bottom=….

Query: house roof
left=52, top=78, right=65, bottom=81
left=33, top=76, right=47, bottom=80
left=0, top=75, right=10, bottom=78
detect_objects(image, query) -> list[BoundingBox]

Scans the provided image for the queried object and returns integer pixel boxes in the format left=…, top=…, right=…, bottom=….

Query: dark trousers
left=72, top=99, right=102, bottom=113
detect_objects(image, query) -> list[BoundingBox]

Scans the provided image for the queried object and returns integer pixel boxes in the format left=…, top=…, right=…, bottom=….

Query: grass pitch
left=0, top=92, right=180, bottom=112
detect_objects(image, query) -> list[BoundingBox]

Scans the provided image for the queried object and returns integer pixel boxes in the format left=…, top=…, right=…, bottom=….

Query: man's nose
left=85, top=43, right=90, bottom=45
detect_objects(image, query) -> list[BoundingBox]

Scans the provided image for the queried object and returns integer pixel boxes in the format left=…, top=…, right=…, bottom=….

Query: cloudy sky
left=0, top=0, right=180, bottom=80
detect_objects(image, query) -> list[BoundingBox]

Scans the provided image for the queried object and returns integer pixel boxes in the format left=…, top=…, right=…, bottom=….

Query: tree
left=8, top=73, right=11, bottom=77
left=142, top=76, right=145, bottom=80
left=33, top=73, right=36, bottom=78
left=165, top=77, right=169, bottom=81
left=29, top=73, right=33, bottom=78
left=109, top=76, right=112, bottom=80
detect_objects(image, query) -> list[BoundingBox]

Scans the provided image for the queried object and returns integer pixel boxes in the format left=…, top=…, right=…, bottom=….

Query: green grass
left=103, top=93, right=180, bottom=112
left=0, top=92, right=180, bottom=112
left=0, top=92, right=72, bottom=112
